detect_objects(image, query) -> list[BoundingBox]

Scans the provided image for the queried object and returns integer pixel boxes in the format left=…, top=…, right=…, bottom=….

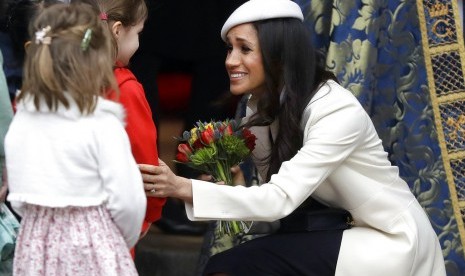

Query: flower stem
left=215, top=160, right=228, bottom=183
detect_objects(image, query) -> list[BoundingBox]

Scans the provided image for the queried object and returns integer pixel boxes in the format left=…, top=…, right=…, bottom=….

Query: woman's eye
left=225, top=45, right=233, bottom=53
left=241, top=46, right=251, bottom=53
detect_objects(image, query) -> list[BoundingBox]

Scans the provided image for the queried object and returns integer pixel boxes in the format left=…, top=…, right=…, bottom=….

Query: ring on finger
left=150, top=188, right=156, bottom=193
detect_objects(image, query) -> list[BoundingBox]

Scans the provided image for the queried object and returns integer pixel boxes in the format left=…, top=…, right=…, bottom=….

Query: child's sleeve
left=97, top=115, right=147, bottom=248
left=118, top=77, right=166, bottom=225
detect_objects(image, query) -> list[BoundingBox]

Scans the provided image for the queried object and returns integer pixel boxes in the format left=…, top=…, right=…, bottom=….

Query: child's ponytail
left=18, top=3, right=117, bottom=114
left=33, top=26, right=62, bottom=106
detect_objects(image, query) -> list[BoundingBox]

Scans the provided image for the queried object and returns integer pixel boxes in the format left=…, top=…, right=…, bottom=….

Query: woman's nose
left=225, top=51, right=240, bottom=68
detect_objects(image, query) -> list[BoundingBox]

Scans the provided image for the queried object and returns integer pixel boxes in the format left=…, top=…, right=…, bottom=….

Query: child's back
left=5, top=3, right=146, bottom=275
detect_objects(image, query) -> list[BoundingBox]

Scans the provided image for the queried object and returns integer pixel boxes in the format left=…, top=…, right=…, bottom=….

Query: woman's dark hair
left=245, top=18, right=336, bottom=181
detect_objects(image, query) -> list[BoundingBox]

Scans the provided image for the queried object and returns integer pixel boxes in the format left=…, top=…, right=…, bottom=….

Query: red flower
left=176, top=143, right=192, bottom=163
left=200, top=128, right=215, bottom=145
left=176, top=152, right=189, bottom=163
left=178, top=143, right=192, bottom=155
left=218, top=123, right=233, bottom=135
left=224, top=124, right=233, bottom=136
left=242, top=128, right=256, bottom=151
left=192, top=139, right=204, bottom=149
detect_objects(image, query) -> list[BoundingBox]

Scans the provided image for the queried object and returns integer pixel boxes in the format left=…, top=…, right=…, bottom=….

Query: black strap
left=279, top=200, right=353, bottom=233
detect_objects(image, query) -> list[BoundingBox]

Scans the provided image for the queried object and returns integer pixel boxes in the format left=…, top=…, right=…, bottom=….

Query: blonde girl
left=5, top=3, right=146, bottom=275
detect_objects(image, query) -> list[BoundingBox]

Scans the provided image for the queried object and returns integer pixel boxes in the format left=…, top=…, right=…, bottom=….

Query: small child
left=77, top=0, right=167, bottom=257
left=5, top=3, right=146, bottom=275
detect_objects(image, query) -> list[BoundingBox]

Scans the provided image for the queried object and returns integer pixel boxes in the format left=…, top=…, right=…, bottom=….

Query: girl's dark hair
left=73, top=0, right=147, bottom=60
left=246, top=18, right=336, bottom=181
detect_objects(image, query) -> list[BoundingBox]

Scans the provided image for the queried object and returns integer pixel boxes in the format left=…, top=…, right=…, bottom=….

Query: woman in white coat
left=142, top=0, right=447, bottom=275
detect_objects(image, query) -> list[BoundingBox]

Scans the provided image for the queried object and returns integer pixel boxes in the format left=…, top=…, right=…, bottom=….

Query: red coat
left=112, top=67, right=166, bottom=234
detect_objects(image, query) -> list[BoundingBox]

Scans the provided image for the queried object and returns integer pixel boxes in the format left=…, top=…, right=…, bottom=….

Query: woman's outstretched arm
left=139, top=160, right=194, bottom=204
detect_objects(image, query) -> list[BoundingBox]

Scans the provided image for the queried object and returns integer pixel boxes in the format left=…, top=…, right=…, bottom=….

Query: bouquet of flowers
left=175, top=119, right=256, bottom=236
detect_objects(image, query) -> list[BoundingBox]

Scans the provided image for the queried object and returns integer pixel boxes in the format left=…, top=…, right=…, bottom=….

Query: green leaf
left=190, top=147, right=217, bottom=166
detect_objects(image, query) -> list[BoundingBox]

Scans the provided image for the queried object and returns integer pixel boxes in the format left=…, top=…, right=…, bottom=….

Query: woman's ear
left=111, top=21, right=123, bottom=38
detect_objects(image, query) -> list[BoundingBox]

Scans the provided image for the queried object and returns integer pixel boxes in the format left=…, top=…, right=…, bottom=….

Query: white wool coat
left=186, top=80, right=446, bottom=275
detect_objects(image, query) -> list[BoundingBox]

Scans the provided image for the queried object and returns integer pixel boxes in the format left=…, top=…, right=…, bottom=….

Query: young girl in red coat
left=77, top=0, right=167, bottom=258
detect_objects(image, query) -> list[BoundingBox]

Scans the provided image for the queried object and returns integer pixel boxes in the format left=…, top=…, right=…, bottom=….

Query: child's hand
left=0, top=164, right=7, bottom=202
left=0, top=185, right=7, bottom=203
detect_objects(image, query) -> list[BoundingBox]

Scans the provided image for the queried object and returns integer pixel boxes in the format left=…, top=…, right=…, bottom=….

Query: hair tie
left=35, top=25, right=52, bottom=45
left=99, top=12, right=108, bottom=21
left=81, top=28, right=92, bottom=51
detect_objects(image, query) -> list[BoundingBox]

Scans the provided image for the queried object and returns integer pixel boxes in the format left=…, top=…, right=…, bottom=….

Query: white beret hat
left=221, top=0, right=304, bottom=41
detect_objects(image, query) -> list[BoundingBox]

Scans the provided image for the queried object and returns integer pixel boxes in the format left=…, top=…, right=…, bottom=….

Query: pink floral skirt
left=13, top=204, right=138, bottom=276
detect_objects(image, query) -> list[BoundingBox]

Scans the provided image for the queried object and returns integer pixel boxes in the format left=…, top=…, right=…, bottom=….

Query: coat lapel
left=244, top=95, right=278, bottom=182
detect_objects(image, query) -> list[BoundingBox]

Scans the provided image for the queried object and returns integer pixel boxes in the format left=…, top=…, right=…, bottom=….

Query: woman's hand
left=198, top=174, right=213, bottom=182
left=138, top=163, right=159, bottom=197
left=139, top=159, right=193, bottom=204
left=197, top=166, right=244, bottom=185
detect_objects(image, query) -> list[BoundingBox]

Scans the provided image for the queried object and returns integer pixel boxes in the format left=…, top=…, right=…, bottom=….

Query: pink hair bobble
left=99, top=12, right=108, bottom=20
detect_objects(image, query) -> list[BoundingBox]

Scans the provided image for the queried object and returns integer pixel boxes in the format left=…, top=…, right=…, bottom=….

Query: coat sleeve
left=186, top=87, right=368, bottom=221
left=96, top=116, right=147, bottom=248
